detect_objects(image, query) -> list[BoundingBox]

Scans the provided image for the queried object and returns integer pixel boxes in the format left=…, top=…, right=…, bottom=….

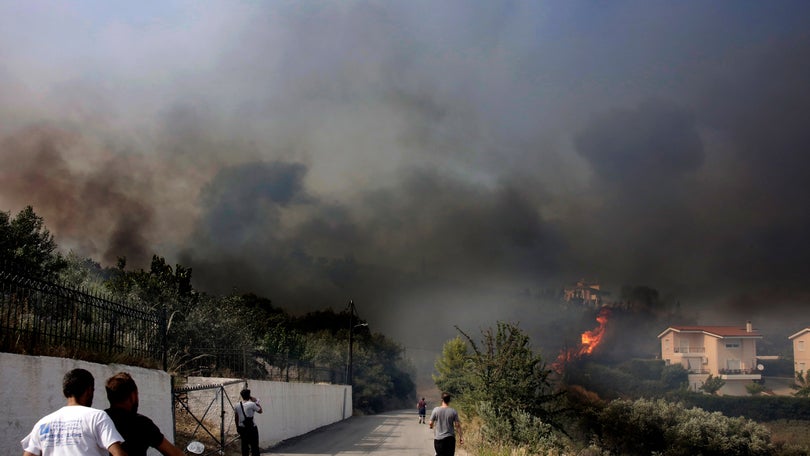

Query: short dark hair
left=442, top=392, right=452, bottom=404
left=240, top=388, right=251, bottom=400
left=106, top=372, right=137, bottom=405
left=63, top=368, right=94, bottom=399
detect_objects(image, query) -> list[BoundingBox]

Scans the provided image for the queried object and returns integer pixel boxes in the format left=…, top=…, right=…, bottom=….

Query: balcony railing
left=673, top=347, right=705, bottom=354
left=719, top=368, right=758, bottom=375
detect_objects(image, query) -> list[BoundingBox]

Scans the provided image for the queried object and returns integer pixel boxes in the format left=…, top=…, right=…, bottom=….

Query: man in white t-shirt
left=21, top=368, right=127, bottom=456
left=234, top=388, right=263, bottom=456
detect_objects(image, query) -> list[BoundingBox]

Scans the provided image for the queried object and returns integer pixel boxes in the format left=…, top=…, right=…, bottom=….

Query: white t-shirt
left=235, top=400, right=261, bottom=426
left=21, top=405, right=123, bottom=456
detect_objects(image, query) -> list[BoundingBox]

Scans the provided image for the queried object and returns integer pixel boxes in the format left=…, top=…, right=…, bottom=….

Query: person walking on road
left=21, top=368, right=127, bottom=456
left=417, top=397, right=427, bottom=424
left=105, top=372, right=184, bottom=456
left=234, top=388, right=263, bottom=456
left=429, top=392, right=463, bottom=456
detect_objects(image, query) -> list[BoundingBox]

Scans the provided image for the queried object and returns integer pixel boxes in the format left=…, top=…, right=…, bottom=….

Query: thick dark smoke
left=2, top=2, right=810, bottom=379
left=0, top=125, right=156, bottom=266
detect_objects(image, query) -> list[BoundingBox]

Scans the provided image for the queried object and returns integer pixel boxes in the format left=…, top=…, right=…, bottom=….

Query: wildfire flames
left=553, top=307, right=610, bottom=373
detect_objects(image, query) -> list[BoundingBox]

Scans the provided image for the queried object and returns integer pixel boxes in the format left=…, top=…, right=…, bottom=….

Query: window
left=725, top=342, right=740, bottom=349
left=800, top=340, right=805, bottom=352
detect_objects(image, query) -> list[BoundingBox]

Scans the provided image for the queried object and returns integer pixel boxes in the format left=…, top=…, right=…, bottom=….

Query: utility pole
left=347, top=299, right=356, bottom=386
left=346, top=299, right=367, bottom=387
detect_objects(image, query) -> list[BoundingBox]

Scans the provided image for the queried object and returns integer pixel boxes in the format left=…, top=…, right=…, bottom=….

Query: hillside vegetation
left=1, top=205, right=414, bottom=413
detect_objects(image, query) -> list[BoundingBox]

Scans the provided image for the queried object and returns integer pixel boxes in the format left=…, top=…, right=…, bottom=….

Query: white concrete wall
left=1, top=353, right=173, bottom=456
left=188, top=376, right=352, bottom=447
left=1, top=354, right=352, bottom=455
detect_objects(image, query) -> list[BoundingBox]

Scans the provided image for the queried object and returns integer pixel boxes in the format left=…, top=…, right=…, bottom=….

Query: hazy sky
left=2, top=1, right=810, bottom=362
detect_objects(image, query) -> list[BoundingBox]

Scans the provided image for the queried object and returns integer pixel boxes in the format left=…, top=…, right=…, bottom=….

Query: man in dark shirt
left=105, top=372, right=184, bottom=456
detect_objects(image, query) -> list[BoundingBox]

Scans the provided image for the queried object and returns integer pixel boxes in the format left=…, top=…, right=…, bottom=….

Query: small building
left=789, top=328, right=810, bottom=377
left=658, top=321, right=762, bottom=395
left=563, top=279, right=608, bottom=308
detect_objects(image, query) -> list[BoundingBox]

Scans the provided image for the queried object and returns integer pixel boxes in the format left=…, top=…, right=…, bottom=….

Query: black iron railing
left=0, top=263, right=165, bottom=366
left=1, top=263, right=344, bottom=383
left=174, top=347, right=345, bottom=383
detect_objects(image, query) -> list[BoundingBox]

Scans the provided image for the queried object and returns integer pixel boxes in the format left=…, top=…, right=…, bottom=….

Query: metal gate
left=172, top=379, right=246, bottom=455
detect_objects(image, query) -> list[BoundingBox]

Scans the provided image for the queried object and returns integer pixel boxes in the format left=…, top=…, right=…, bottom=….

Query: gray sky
left=2, top=1, right=810, bottom=363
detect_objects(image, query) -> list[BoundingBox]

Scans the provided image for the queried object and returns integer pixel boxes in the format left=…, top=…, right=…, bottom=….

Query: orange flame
left=553, top=307, right=610, bottom=373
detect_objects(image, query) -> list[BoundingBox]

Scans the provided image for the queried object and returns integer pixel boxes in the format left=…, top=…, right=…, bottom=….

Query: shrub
left=475, top=401, right=567, bottom=455
left=747, top=382, right=767, bottom=396
left=596, top=398, right=773, bottom=456
left=660, top=364, right=689, bottom=390
left=701, top=374, right=726, bottom=395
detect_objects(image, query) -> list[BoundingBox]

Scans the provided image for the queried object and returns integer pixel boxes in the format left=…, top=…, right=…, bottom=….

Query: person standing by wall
left=234, top=388, right=263, bottom=456
left=21, top=368, right=127, bottom=456
left=104, top=372, right=184, bottom=456
left=428, top=392, right=463, bottom=456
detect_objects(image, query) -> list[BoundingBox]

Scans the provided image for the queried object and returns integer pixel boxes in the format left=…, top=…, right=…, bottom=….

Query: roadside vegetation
left=434, top=322, right=810, bottom=455
left=1, top=205, right=414, bottom=414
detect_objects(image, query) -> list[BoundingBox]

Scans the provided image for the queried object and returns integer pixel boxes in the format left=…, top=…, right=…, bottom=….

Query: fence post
left=220, top=385, right=226, bottom=455
left=162, top=303, right=168, bottom=371
left=170, top=375, right=177, bottom=443
left=108, top=314, right=117, bottom=354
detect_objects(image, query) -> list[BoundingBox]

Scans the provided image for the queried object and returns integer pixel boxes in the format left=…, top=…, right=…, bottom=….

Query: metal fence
left=173, top=379, right=245, bottom=456
left=0, top=263, right=166, bottom=366
left=0, top=263, right=345, bottom=385
left=176, top=347, right=346, bottom=384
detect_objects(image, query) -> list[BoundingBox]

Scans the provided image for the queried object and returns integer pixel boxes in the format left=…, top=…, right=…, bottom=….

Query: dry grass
left=174, top=402, right=243, bottom=456
left=2, top=338, right=161, bottom=370
left=762, top=420, right=810, bottom=450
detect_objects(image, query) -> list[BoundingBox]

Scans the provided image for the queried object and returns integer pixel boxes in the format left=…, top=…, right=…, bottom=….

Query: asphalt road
left=265, top=409, right=466, bottom=456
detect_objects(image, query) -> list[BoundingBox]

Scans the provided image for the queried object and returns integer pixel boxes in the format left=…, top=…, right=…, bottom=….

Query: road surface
left=265, top=409, right=467, bottom=455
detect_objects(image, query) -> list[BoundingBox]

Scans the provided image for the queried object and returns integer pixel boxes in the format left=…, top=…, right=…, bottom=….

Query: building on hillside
left=658, top=321, right=763, bottom=395
left=563, top=279, right=608, bottom=308
left=789, top=328, right=810, bottom=377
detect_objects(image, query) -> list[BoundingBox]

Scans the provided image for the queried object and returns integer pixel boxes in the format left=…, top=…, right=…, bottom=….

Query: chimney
left=746, top=321, right=752, bottom=333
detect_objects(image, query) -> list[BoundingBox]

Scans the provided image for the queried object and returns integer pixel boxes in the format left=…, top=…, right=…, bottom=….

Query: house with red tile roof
left=658, top=321, right=763, bottom=395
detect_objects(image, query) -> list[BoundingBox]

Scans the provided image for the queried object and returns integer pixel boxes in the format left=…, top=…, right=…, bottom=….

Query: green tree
left=295, top=310, right=414, bottom=413
left=660, top=364, right=689, bottom=390
left=104, top=255, right=198, bottom=344
left=262, top=317, right=306, bottom=380
left=793, top=370, right=810, bottom=397
left=433, top=336, right=472, bottom=396
left=0, top=206, right=66, bottom=277
left=700, top=374, right=726, bottom=395
left=351, top=331, right=415, bottom=413
left=57, top=252, right=106, bottom=291
left=461, top=323, right=558, bottom=415
left=458, top=322, right=564, bottom=431
left=745, top=382, right=766, bottom=396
